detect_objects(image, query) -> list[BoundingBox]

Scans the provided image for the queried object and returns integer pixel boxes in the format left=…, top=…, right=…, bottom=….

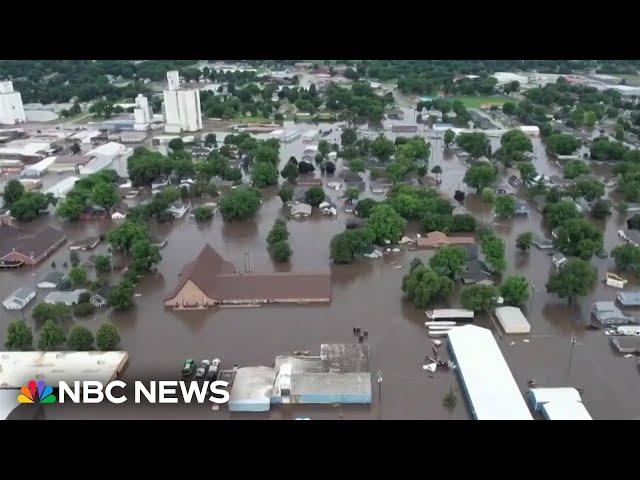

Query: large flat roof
left=448, top=325, right=532, bottom=420
left=0, top=351, right=128, bottom=388
left=495, top=306, right=531, bottom=334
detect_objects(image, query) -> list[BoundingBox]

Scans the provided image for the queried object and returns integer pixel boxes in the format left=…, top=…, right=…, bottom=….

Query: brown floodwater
left=3, top=106, right=640, bottom=420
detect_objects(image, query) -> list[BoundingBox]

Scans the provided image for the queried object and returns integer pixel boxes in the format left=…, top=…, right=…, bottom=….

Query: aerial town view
left=2, top=59, right=640, bottom=420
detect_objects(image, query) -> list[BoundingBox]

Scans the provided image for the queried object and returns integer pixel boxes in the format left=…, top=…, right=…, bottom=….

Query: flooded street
left=3, top=115, right=640, bottom=420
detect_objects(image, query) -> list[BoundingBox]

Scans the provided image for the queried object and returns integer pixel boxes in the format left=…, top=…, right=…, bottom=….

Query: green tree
left=67, top=325, right=94, bottom=350
left=90, top=182, right=118, bottom=214
left=204, top=133, right=217, bottom=148
left=32, top=302, right=71, bottom=322
left=56, top=197, right=85, bottom=220
left=370, top=135, right=395, bottom=162
left=68, top=266, right=87, bottom=286
left=443, top=129, right=455, bottom=148
left=611, top=243, right=640, bottom=275
left=554, top=218, right=603, bottom=260
left=544, top=200, right=581, bottom=228
left=494, top=194, right=516, bottom=218
left=402, top=265, right=454, bottom=308
left=500, top=276, right=530, bottom=307
left=591, top=199, right=611, bottom=219
left=428, top=245, right=468, bottom=279
left=349, top=158, right=366, bottom=173
left=330, top=228, right=375, bottom=263
left=278, top=184, right=294, bottom=204
left=318, top=140, right=331, bottom=157
left=564, top=160, right=590, bottom=179
left=305, top=186, right=326, bottom=207
left=194, top=206, right=214, bottom=221
left=481, top=187, right=496, bottom=204
left=281, top=162, right=299, bottom=183
left=219, top=187, right=262, bottom=221
left=546, top=258, right=597, bottom=303
left=3, top=179, right=25, bottom=206
left=456, top=132, right=490, bottom=158
left=546, top=133, right=582, bottom=156
left=464, top=164, right=498, bottom=193
left=73, top=302, right=95, bottom=317
left=252, top=161, right=278, bottom=188
left=583, top=111, right=597, bottom=127
left=107, top=220, right=149, bottom=254
left=168, top=138, right=184, bottom=151
left=107, top=281, right=135, bottom=311
left=480, top=231, right=506, bottom=274
left=355, top=198, right=379, bottom=218
left=460, top=285, right=499, bottom=312
left=271, top=240, right=292, bottom=262
left=341, top=127, right=357, bottom=147
left=516, top=232, right=533, bottom=252
left=5, top=320, right=33, bottom=350
left=96, top=322, right=121, bottom=351
left=431, top=165, right=442, bottom=182
left=367, top=204, right=406, bottom=244
left=502, top=102, right=517, bottom=115
left=38, top=319, right=66, bottom=351
left=10, top=192, right=54, bottom=222
left=130, top=238, right=161, bottom=272
left=517, top=162, right=537, bottom=183
left=267, top=219, right=289, bottom=246
left=158, top=187, right=179, bottom=205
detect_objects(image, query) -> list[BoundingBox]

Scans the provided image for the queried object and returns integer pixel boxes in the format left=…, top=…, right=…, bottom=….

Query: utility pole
left=568, top=336, right=577, bottom=368
left=529, top=281, right=536, bottom=313
left=377, top=370, right=383, bottom=417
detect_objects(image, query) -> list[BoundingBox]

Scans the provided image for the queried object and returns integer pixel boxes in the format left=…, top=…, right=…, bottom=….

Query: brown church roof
left=165, top=244, right=331, bottom=303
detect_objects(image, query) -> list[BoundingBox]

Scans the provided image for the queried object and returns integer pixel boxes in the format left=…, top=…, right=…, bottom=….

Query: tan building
left=164, top=244, right=331, bottom=310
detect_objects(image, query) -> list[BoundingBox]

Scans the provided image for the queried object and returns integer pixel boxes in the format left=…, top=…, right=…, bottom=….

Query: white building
left=0, top=81, right=26, bottom=126
left=163, top=71, right=202, bottom=134
left=492, top=72, right=529, bottom=86
left=133, top=94, right=152, bottom=131
left=447, top=325, right=533, bottom=420
left=81, top=142, right=132, bottom=178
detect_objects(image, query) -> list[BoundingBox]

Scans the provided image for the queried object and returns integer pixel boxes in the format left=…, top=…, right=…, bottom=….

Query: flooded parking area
left=3, top=112, right=640, bottom=420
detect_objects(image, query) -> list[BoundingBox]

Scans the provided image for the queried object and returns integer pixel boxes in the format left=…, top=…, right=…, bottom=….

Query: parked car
left=205, top=358, right=221, bottom=381
left=195, top=359, right=211, bottom=379
left=181, top=359, right=196, bottom=377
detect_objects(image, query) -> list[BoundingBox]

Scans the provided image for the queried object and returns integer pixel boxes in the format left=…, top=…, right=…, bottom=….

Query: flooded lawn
left=3, top=120, right=640, bottom=420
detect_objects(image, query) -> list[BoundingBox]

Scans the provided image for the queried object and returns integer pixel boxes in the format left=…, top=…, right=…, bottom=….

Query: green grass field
left=450, top=95, right=515, bottom=108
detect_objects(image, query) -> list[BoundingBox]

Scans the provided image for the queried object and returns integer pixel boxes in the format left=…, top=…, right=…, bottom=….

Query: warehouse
left=21, top=156, right=56, bottom=177
left=45, top=176, right=79, bottom=198
left=528, top=388, right=592, bottom=420
left=447, top=325, right=532, bottom=420
left=494, top=306, right=531, bottom=334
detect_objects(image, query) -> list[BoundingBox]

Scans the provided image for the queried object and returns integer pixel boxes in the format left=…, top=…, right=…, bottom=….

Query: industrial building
left=81, top=142, right=132, bottom=177
left=0, top=81, right=25, bottom=125
left=528, top=388, right=592, bottom=420
left=45, top=176, right=80, bottom=198
left=228, top=344, right=372, bottom=412
left=447, top=325, right=533, bottom=420
left=163, top=71, right=202, bottom=133
left=133, top=94, right=152, bottom=131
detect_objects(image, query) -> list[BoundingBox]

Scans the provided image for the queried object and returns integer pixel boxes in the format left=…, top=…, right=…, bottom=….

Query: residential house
left=462, top=259, right=494, bottom=285
left=533, top=236, right=554, bottom=250
left=416, top=231, right=475, bottom=249
left=532, top=195, right=546, bottom=213
left=150, top=235, right=167, bottom=249
left=3, top=288, right=36, bottom=310
left=167, top=202, right=190, bottom=219
left=91, top=285, right=113, bottom=308
left=508, top=175, right=522, bottom=188
left=617, top=291, right=640, bottom=308
left=44, top=289, right=89, bottom=306
left=78, top=205, right=108, bottom=221
left=343, top=172, right=365, bottom=191
left=111, top=203, right=128, bottom=220
left=37, top=271, right=66, bottom=289
left=619, top=229, right=640, bottom=247
left=552, top=253, right=567, bottom=269
left=69, top=236, right=101, bottom=251
left=592, top=301, right=636, bottom=325
left=164, top=244, right=331, bottom=309
left=0, top=225, right=66, bottom=266
left=291, top=203, right=312, bottom=219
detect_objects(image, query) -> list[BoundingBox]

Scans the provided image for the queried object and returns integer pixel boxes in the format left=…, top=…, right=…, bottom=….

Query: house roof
left=39, top=270, right=65, bottom=285
left=417, top=231, right=475, bottom=248
left=0, top=225, right=66, bottom=260
left=165, top=244, right=330, bottom=303
left=6, top=288, right=34, bottom=302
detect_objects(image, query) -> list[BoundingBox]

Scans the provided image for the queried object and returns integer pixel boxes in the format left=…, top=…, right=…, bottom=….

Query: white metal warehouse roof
left=448, top=325, right=532, bottom=420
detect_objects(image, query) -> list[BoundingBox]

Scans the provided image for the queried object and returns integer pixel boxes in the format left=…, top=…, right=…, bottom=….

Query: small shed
left=495, top=306, right=531, bottom=334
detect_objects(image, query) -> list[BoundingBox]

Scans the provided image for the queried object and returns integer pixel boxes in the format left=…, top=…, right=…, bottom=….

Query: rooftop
left=447, top=325, right=532, bottom=420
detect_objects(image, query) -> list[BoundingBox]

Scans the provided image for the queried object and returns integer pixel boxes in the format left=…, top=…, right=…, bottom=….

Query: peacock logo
left=18, top=380, right=57, bottom=404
